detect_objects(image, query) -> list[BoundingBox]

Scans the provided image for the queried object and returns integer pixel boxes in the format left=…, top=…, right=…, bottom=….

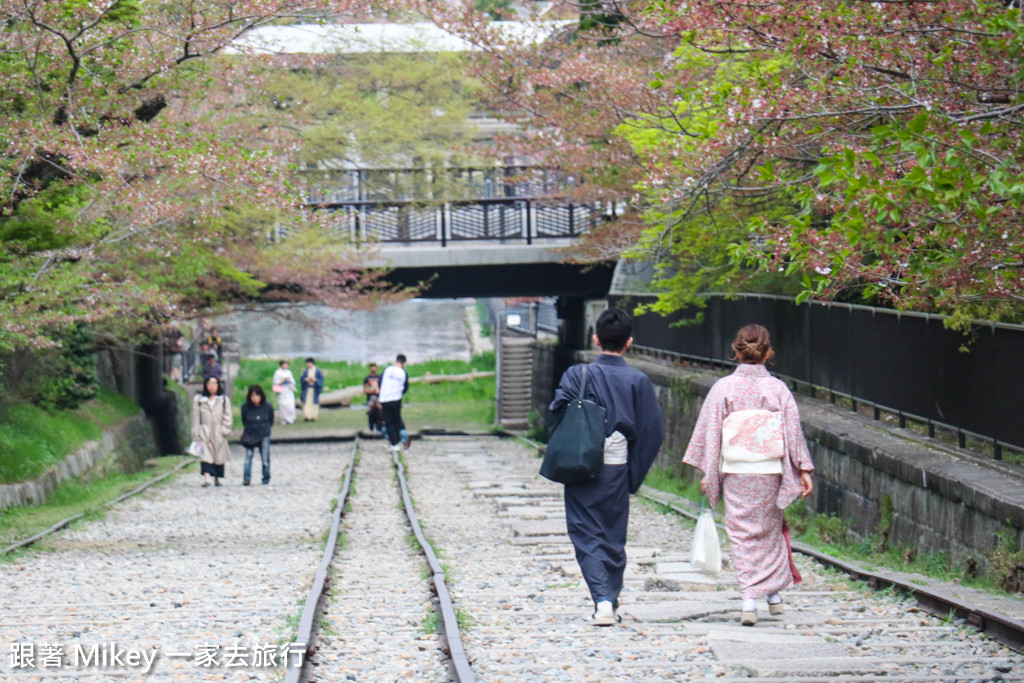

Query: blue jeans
left=380, top=425, right=408, bottom=446
left=244, top=436, right=271, bottom=484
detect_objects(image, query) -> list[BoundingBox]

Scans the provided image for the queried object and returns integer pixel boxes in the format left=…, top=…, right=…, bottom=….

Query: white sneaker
left=589, top=600, right=617, bottom=626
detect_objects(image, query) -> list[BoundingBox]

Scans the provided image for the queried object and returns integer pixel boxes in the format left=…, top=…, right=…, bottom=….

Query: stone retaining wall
left=0, top=414, right=159, bottom=513
left=532, top=342, right=1024, bottom=563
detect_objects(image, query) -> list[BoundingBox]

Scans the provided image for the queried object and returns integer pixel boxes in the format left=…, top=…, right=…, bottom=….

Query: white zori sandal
left=589, top=600, right=619, bottom=626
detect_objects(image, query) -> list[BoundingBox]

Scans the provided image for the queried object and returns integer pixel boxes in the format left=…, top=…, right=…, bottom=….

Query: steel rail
left=390, top=448, right=476, bottom=683
left=637, top=485, right=1024, bottom=653
left=284, top=439, right=359, bottom=683
left=1, top=457, right=196, bottom=556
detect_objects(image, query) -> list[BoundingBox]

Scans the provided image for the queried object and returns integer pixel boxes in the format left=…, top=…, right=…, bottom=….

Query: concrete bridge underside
left=373, top=244, right=615, bottom=300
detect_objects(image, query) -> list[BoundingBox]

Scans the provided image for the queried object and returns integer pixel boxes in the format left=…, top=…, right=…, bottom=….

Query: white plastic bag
left=186, top=440, right=204, bottom=457
left=690, top=507, right=722, bottom=574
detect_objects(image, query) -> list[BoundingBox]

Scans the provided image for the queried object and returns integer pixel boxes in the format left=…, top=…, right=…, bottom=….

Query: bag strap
left=578, top=365, right=589, bottom=400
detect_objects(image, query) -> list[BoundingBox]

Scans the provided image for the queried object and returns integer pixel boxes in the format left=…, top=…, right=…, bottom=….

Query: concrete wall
left=531, top=343, right=1024, bottom=563
left=0, top=414, right=159, bottom=513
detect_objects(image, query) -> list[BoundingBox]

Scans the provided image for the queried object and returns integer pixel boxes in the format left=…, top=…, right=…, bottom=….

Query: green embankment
left=0, top=387, right=141, bottom=484
left=0, top=456, right=190, bottom=552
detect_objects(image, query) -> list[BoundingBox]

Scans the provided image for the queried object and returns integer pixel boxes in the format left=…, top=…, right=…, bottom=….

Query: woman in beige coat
left=193, top=376, right=233, bottom=487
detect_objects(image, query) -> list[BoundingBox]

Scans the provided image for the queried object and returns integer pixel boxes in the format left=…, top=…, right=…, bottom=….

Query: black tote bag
left=540, top=365, right=606, bottom=484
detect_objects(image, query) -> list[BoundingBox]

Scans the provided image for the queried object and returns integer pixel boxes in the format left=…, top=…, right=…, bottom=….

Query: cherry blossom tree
left=432, top=0, right=1024, bottom=325
left=0, top=0, right=408, bottom=351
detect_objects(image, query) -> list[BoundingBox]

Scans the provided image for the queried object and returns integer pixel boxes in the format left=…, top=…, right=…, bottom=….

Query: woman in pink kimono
left=683, top=324, right=814, bottom=626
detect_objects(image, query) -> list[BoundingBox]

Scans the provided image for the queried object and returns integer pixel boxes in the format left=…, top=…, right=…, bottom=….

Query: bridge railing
left=309, top=197, right=611, bottom=246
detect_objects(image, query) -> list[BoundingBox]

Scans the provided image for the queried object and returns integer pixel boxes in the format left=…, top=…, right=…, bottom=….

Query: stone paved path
left=4, top=435, right=1024, bottom=682
left=404, top=436, right=1024, bottom=682
left=0, top=442, right=345, bottom=681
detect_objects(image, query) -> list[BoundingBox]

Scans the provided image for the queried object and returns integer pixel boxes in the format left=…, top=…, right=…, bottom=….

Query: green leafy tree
left=436, top=1, right=1024, bottom=325
left=273, top=49, right=487, bottom=203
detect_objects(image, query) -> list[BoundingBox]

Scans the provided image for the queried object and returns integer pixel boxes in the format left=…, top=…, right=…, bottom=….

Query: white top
left=379, top=365, right=407, bottom=403
left=604, top=430, right=628, bottom=466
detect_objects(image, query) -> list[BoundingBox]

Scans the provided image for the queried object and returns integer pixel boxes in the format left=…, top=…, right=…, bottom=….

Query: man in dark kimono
left=549, top=307, right=664, bottom=625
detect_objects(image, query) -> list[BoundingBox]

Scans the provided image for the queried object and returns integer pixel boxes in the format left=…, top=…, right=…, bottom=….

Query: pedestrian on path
left=380, top=354, right=409, bottom=452
left=240, top=385, right=274, bottom=486
left=192, top=376, right=233, bottom=487
left=549, top=308, right=664, bottom=626
left=206, top=327, right=223, bottom=361
left=201, top=352, right=223, bottom=384
left=682, top=323, right=815, bottom=626
left=363, top=362, right=382, bottom=431
left=273, top=360, right=297, bottom=425
left=380, top=415, right=409, bottom=450
left=366, top=395, right=384, bottom=433
left=299, top=357, right=325, bottom=421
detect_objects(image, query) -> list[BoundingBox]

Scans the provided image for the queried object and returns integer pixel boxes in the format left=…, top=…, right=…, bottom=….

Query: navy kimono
left=549, top=353, right=664, bottom=608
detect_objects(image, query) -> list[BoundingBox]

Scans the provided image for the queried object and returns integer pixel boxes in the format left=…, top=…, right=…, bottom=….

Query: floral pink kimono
left=683, top=363, right=814, bottom=598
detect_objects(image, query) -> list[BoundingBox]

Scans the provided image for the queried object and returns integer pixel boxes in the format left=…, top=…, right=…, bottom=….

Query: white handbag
left=186, top=440, right=204, bottom=457
left=690, top=500, right=722, bottom=575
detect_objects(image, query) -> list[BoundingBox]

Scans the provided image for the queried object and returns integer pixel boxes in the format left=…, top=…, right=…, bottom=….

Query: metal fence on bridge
left=614, top=294, right=1024, bottom=458
left=310, top=198, right=608, bottom=245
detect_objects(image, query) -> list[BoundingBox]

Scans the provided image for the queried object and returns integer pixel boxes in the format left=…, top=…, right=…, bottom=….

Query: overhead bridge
left=312, top=198, right=617, bottom=300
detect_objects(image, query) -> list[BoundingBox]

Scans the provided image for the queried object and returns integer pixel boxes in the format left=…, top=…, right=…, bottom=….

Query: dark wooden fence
left=612, top=294, right=1024, bottom=458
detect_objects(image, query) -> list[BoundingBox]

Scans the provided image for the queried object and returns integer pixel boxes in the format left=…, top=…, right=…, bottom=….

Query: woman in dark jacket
left=240, top=384, right=274, bottom=486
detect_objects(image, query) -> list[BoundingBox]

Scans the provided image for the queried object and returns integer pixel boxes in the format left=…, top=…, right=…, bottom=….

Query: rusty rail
left=391, top=448, right=476, bottom=682
left=284, top=439, right=358, bottom=683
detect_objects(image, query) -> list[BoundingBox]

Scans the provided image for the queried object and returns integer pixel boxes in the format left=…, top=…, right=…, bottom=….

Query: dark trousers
left=382, top=399, right=403, bottom=446
left=564, top=463, right=630, bottom=607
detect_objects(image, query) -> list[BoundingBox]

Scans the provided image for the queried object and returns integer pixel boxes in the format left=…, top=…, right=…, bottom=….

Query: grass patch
left=0, top=456, right=189, bottom=550
left=233, top=354, right=496, bottom=406
left=455, top=606, right=474, bottom=632
left=235, top=377, right=496, bottom=434
left=0, top=387, right=142, bottom=484
left=232, top=356, right=497, bottom=431
left=421, top=611, right=440, bottom=635
left=643, top=467, right=703, bottom=501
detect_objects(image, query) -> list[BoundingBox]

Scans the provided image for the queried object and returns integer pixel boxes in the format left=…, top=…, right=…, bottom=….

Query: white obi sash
left=720, top=409, right=784, bottom=474
left=604, top=430, right=628, bottom=465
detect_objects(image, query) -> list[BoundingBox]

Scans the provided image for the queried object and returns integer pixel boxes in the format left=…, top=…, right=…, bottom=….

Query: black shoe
left=242, top=481, right=250, bottom=486
left=214, top=481, right=222, bottom=487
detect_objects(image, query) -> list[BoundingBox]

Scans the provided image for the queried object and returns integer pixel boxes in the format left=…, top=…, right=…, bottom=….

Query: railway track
left=3, top=435, right=1023, bottom=681
left=399, top=435, right=1024, bottom=681
left=0, top=443, right=347, bottom=681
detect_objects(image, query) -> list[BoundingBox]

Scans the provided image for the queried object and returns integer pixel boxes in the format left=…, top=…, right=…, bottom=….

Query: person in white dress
left=272, top=360, right=297, bottom=425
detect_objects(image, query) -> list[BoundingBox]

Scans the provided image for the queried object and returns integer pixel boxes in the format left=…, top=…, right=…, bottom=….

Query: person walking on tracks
left=683, top=324, right=814, bottom=626
left=299, top=357, right=325, bottom=422
left=379, top=354, right=409, bottom=452
left=240, top=385, right=274, bottom=486
left=192, top=376, right=233, bottom=488
left=363, top=362, right=382, bottom=431
left=549, top=308, right=664, bottom=626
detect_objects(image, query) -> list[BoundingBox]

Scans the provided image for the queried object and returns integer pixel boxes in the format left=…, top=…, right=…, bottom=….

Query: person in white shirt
left=379, top=354, right=409, bottom=451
